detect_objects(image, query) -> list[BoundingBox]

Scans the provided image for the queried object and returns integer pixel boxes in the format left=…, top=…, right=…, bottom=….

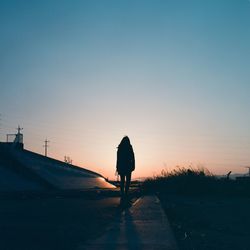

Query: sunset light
left=1, top=0, right=250, bottom=180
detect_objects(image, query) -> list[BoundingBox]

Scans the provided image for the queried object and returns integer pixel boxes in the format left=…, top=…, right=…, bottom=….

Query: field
left=160, top=194, right=250, bottom=250
left=143, top=167, right=250, bottom=250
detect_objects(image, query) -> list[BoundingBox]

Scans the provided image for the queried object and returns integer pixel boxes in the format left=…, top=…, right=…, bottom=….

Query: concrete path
left=78, top=195, right=178, bottom=250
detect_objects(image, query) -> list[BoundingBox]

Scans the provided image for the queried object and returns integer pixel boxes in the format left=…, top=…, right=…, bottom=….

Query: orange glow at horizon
left=24, top=130, right=250, bottom=180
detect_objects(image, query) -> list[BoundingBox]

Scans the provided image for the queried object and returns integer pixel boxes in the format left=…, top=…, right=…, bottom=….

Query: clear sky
left=1, top=0, right=250, bottom=179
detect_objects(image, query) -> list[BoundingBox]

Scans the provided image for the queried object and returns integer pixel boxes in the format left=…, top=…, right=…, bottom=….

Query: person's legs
left=125, top=172, right=131, bottom=196
left=120, top=174, right=125, bottom=197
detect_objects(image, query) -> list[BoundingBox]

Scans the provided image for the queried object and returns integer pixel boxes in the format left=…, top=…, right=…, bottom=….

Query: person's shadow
left=102, top=199, right=141, bottom=250
left=118, top=196, right=132, bottom=209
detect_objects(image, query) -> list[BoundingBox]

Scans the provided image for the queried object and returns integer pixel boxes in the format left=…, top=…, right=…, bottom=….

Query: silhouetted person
left=116, top=136, right=135, bottom=199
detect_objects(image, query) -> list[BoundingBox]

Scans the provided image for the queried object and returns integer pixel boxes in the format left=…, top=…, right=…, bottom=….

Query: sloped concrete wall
left=0, top=143, right=115, bottom=192
left=0, top=165, right=45, bottom=192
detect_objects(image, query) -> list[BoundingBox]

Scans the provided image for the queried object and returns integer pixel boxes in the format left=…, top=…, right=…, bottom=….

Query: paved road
left=79, top=195, right=178, bottom=250
left=0, top=194, right=176, bottom=250
left=0, top=195, right=121, bottom=250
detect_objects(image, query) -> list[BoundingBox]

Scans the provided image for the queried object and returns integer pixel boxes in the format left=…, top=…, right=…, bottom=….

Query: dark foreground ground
left=0, top=192, right=122, bottom=250
left=160, top=194, right=250, bottom=250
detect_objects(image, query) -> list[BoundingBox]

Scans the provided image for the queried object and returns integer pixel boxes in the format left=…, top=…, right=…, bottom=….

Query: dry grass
left=142, top=166, right=250, bottom=196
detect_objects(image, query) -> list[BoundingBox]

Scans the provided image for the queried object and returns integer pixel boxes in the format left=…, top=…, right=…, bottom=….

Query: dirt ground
left=160, top=194, right=250, bottom=250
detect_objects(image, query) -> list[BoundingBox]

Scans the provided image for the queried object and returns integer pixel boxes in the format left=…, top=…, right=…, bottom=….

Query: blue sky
left=1, top=0, right=250, bottom=178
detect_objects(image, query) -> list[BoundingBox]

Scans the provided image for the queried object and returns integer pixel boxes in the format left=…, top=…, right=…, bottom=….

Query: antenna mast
left=17, top=125, right=23, bottom=135
left=15, top=125, right=23, bottom=144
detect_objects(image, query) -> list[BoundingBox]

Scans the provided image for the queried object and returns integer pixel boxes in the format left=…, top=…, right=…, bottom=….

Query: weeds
left=142, top=166, right=250, bottom=196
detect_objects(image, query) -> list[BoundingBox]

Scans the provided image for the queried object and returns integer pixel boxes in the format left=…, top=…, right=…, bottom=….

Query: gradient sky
left=1, top=0, right=250, bottom=179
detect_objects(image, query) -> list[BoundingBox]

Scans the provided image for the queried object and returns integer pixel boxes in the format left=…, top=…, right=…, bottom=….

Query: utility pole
left=43, top=139, right=49, bottom=157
